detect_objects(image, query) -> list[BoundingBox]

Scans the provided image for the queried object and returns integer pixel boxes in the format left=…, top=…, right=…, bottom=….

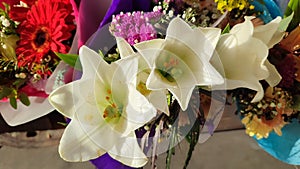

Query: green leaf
left=279, top=12, right=294, bottom=32
left=292, top=95, right=300, bottom=111
left=166, top=127, right=177, bottom=169
left=98, top=50, right=105, bottom=58
left=167, top=92, right=172, bottom=106
left=57, top=122, right=68, bottom=126
left=55, top=53, right=82, bottom=70
left=183, top=113, right=201, bottom=169
left=13, top=79, right=27, bottom=88
left=221, top=24, right=231, bottom=34
left=19, top=92, right=30, bottom=106
left=284, top=0, right=300, bottom=31
left=9, top=97, right=17, bottom=109
left=0, top=87, right=12, bottom=100
left=165, top=100, right=180, bottom=169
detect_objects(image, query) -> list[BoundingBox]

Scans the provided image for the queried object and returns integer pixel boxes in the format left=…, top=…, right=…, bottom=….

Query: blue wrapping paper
left=256, top=120, right=300, bottom=165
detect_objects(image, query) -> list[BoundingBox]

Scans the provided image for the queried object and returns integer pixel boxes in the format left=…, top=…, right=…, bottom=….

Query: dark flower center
left=34, top=29, right=47, bottom=47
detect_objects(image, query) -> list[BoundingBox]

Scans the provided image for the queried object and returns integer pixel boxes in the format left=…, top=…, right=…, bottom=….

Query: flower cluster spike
left=110, top=11, right=162, bottom=45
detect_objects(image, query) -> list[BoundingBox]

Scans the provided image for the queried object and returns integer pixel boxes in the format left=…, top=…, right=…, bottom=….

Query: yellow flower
left=215, top=0, right=253, bottom=13
left=242, top=109, right=287, bottom=139
left=242, top=114, right=272, bottom=139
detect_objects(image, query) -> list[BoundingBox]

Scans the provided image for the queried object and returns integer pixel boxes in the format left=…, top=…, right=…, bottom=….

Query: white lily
left=117, top=37, right=170, bottom=115
left=49, top=46, right=156, bottom=167
left=134, top=17, right=224, bottom=111
left=211, top=16, right=282, bottom=102
left=252, top=16, right=287, bottom=86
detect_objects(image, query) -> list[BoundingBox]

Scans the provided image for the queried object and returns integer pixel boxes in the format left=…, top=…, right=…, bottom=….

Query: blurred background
left=0, top=130, right=298, bottom=169
left=0, top=111, right=299, bottom=169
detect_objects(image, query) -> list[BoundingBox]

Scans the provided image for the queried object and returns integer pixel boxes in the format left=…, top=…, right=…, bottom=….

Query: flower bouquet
left=46, top=0, right=300, bottom=168
left=0, top=0, right=75, bottom=126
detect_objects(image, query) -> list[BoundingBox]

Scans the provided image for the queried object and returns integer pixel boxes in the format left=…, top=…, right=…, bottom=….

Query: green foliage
left=0, top=87, right=31, bottom=109
left=57, top=122, right=68, bottom=127
left=19, top=92, right=30, bottom=106
left=0, top=86, right=12, bottom=100
left=55, top=53, right=82, bottom=70
left=165, top=100, right=180, bottom=169
left=183, top=115, right=201, bottom=169
left=13, top=78, right=27, bottom=88
left=284, top=0, right=300, bottom=31
left=222, top=24, right=231, bottom=34
left=279, top=12, right=294, bottom=32
left=0, top=4, right=18, bottom=35
left=291, top=95, right=300, bottom=111
left=166, top=126, right=177, bottom=169
left=9, top=96, right=17, bottom=109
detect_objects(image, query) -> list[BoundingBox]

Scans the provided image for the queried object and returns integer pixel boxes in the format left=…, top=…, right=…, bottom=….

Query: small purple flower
left=110, top=11, right=162, bottom=45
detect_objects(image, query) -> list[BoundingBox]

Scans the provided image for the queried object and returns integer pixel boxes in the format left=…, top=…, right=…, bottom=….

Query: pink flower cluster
left=110, top=11, right=162, bottom=45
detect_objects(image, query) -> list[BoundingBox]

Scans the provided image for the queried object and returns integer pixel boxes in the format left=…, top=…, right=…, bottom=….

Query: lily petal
left=108, top=133, right=148, bottom=168
left=197, top=27, right=222, bottom=59
left=167, top=18, right=221, bottom=60
left=134, top=39, right=164, bottom=68
left=126, top=85, right=157, bottom=124
left=79, top=46, right=106, bottom=80
left=133, top=39, right=170, bottom=114
left=264, top=60, right=282, bottom=87
left=59, top=117, right=106, bottom=162
left=230, top=16, right=255, bottom=44
left=49, top=80, right=92, bottom=118
left=147, top=90, right=170, bottom=115
left=252, top=16, right=284, bottom=48
left=116, top=37, right=135, bottom=58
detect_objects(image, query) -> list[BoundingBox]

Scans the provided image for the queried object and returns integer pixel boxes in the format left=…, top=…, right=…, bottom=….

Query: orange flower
left=242, top=113, right=285, bottom=139
left=241, top=87, right=294, bottom=139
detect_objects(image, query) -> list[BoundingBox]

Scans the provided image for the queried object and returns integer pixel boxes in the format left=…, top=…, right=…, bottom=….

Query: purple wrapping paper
left=76, top=0, right=112, bottom=47
left=99, top=0, right=152, bottom=27
left=90, top=154, right=141, bottom=169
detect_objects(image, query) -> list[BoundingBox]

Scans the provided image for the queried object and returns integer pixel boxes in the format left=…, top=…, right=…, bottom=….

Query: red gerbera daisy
left=8, top=0, right=72, bottom=22
left=16, top=0, right=75, bottom=68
